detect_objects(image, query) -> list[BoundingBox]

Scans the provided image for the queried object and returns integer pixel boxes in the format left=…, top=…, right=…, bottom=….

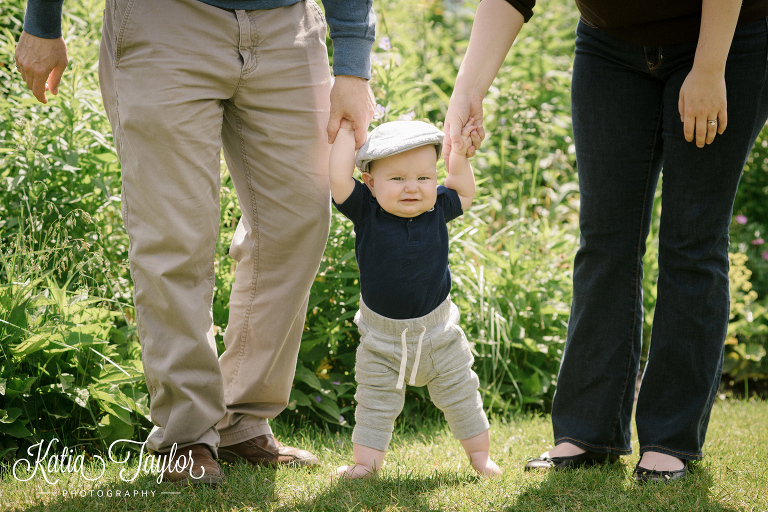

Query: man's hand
left=443, top=93, right=485, bottom=172
left=15, top=31, right=69, bottom=104
left=327, top=75, right=375, bottom=149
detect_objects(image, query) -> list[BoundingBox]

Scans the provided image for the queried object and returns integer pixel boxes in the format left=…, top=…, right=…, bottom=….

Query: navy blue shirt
left=333, top=179, right=463, bottom=319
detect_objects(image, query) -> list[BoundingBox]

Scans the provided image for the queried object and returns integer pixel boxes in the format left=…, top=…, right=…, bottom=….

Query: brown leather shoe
left=218, top=434, right=319, bottom=467
left=161, top=444, right=223, bottom=485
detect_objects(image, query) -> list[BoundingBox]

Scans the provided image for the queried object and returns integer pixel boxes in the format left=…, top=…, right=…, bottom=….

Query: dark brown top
left=503, top=0, right=768, bottom=45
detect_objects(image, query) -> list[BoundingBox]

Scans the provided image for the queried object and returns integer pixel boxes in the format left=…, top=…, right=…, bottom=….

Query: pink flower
left=379, top=37, right=391, bottom=51
left=373, top=104, right=386, bottom=120
left=762, top=251, right=768, bottom=262
left=735, top=214, right=748, bottom=225
left=752, top=238, right=765, bottom=246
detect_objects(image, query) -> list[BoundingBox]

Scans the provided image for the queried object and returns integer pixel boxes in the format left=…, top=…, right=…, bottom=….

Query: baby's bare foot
left=335, top=464, right=377, bottom=479
left=469, top=452, right=502, bottom=479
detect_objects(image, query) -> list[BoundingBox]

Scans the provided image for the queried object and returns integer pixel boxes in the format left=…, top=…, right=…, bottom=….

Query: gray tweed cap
left=355, top=120, right=444, bottom=173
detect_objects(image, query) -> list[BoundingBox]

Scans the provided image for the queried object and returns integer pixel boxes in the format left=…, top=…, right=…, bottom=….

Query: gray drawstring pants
left=352, top=296, right=490, bottom=452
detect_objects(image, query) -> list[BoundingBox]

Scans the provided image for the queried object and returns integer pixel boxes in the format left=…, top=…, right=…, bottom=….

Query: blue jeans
left=552, top=17, right=768, bottom=461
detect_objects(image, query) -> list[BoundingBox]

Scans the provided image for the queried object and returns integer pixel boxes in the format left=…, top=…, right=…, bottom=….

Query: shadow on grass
left=273, top=469, right=476, bottom=512
left=508, top=461, right=739, bottom=512
left=8, top=464, right=279, bottom=512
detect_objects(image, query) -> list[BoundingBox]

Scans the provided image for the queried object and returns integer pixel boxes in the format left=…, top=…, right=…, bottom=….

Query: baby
left=329, top=117, right=501, bottom=479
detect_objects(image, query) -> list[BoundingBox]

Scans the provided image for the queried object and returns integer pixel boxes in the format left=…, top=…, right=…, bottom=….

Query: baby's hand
left=451, top=118, right=482, bottom=157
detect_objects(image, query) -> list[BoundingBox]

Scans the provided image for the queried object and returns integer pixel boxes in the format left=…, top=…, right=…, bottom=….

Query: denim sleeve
left=322, top=0, right=375, bottom=79
left=22, top=0, right=64, bottom=39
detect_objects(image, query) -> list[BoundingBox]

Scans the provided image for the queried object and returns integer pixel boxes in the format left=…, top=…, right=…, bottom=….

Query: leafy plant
left=0, top=212, right=150, bottom=461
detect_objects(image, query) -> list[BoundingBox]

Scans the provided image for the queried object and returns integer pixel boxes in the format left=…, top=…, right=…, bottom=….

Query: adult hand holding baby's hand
left=450, top=118, right=482, bottom=158
left=339, top=118, right=355, bottom=132
left=443, top=94, right=485, bottom=170
left=327, top=76, right=375, bottom=149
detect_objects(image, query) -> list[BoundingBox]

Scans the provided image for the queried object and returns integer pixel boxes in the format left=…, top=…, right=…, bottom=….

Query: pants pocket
left=114, top=0, right=138, bottom=67
left=356, top=332, right=394, bottom=375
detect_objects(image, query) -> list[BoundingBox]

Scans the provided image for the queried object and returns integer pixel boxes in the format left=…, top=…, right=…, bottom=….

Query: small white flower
left=379, top=37, right=391, bottom=51
left=399, top=110, right=415, bottom=121
left=373, top=104, right=386, bottom=120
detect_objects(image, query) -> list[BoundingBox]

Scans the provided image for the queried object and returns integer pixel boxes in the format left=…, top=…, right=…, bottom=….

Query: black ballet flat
left=524, top=451, right=619, bottom=471
left=633, top=460, right=688, bottom=483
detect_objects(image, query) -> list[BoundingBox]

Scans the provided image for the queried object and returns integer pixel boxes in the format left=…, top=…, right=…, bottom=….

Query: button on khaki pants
left=99, top=0, right=332, bottom=455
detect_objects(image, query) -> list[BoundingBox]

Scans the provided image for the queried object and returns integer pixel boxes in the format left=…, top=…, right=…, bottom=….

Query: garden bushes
left=2, top=0, right=767, bottom=460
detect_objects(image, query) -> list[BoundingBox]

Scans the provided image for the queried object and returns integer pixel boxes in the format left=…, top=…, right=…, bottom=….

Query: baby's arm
left=444, top=120, right=479, bottom=211
left=329, top=119, right=357, bottom=204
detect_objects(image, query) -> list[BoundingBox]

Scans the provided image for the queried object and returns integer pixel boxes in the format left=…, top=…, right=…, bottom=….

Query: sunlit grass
left=2, top=399, right=765, bottom=511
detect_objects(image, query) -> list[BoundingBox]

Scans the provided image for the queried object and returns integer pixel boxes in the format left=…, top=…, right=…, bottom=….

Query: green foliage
left=0, top=213, right=150, bottom=461
left=1, top=0, right=144, bottom=458
left=1, top=0, right=127, bottom=293
left=734, top=131, right=768, bottom=298
left=723, top=251, right=768, bottom=384
left=451, top=214, right=575, bottom=414
left=2, top=0, right=767, bottom=460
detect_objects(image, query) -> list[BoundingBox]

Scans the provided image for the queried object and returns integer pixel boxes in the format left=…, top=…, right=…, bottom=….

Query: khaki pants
left=99, top=0, right=332, bottom=455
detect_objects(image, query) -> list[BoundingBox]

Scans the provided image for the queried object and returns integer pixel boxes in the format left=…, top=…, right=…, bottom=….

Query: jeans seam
left=223, top=109, right=261, bottom=401
left=607, top=102, right=663, bottom=447
left=639, top=445, right=701, bottom=459
left=555, top=437, right=632, bottom=454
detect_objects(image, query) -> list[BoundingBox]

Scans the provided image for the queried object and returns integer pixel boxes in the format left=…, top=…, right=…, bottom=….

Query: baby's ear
left=361, top=172, right=376, bottom=197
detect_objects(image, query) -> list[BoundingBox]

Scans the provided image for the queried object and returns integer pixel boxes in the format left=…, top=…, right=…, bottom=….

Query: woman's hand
left=678, top=68, right=728, bottom=148
left=442, top=0, right=524, bottom=171
left=443, top=94, right=485, bottom=170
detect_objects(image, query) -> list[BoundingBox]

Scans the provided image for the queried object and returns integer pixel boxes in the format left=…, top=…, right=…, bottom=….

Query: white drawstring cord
left=396, top=328, right=409, bottom=390
left=395, top=326, right=427, bottom=390
left=409, top=326, right=427, bottom=386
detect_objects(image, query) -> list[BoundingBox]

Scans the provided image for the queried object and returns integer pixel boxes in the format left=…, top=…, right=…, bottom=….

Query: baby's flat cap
left=356, top=120, right=444, bottom=173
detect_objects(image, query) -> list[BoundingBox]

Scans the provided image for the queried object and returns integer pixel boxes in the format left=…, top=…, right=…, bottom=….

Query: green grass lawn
left=1, top=399, right=766, bottom=512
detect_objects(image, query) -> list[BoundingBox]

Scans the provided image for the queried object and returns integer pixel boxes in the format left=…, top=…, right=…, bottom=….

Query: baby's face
left=362, top=145, right=438, bottom=218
